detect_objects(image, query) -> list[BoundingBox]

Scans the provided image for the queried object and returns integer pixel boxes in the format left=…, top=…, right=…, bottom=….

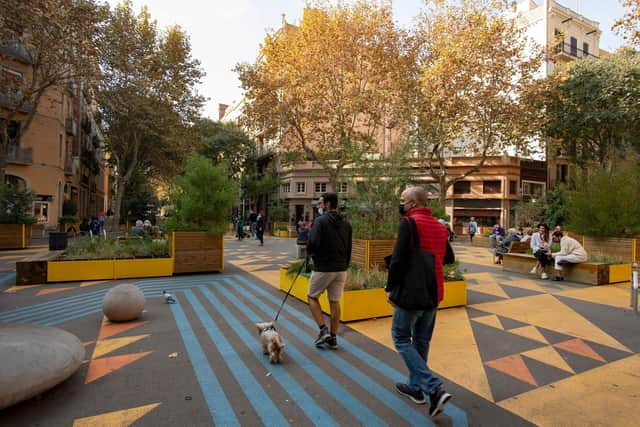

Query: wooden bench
left=494, top=240, right=530, bottom=264
left=502, top=252, right=624, bottom=285
left=16, top=251, right=63, bottom=285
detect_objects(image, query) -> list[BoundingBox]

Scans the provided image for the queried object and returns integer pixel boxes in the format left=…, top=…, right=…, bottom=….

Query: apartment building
left=1, top=43, right=108, bottom=228
left=515, top=0, right=605, bottom=188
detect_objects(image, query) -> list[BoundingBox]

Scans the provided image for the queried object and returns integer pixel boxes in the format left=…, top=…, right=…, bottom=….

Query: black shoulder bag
left=389, top=217, right=439, bottom=310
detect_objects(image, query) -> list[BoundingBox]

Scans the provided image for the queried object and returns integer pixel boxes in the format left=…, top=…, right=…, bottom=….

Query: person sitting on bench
left=550, top=231, right=588, bottom=281
left=494, top=228, right=521, bottom=264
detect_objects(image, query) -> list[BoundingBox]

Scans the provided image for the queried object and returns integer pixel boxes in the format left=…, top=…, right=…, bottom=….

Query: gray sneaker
left=314, top=326, right=330, bottom=347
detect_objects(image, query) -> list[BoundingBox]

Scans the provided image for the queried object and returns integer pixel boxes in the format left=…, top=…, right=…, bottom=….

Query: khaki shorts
left=308, top=271, right=347, bottom=302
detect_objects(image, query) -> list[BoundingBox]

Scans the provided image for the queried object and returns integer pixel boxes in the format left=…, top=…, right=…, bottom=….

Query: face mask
left=399, top=202, right=411, bottom=215
left=318, top=208, right=324, bottom=215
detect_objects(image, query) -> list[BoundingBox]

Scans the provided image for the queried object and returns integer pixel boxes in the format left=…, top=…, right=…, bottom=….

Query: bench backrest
left=509, top=241, right=530, bottom=254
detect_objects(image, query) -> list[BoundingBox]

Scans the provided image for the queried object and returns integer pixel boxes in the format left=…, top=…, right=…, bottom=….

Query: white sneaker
left=529, top=267, right=537, bottom=274
left=541, top=273, right=549, bottom=280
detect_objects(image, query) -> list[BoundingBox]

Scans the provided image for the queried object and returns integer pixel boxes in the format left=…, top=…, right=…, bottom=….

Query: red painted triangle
left=486, top=354, right=538, bottom=386
left=98, top=321, right=148, bottom=340
left=85, top=352, right=152, bottom=384
left=554, top=338, right=606, bottom=363
left=36, top=287, right=74, bottom=296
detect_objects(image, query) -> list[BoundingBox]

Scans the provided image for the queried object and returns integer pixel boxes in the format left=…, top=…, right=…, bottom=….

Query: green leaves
left=0, top=183, right=36, bottom=224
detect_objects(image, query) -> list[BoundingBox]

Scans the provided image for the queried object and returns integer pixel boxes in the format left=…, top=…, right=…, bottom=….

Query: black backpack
left=389, top=217, right=439, bottom=310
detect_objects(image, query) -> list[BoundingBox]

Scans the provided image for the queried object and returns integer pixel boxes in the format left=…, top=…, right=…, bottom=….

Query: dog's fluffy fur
left=256, top=321, right=285, bottom=364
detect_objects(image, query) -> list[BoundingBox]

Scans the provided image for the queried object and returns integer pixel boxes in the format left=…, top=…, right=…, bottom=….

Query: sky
left=106, top=0, right=628, bottom=120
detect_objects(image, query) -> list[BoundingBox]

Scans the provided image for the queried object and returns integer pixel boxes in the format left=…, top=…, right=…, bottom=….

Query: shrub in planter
left=59, top=236, right=169, bottom=260
left=0, top=183, right=36, bottom=225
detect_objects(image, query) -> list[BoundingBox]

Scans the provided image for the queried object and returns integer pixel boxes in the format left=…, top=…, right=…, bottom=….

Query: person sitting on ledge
left=550, top=231, right=588, bottom=281
left=494, top=228, right=521, bottom=264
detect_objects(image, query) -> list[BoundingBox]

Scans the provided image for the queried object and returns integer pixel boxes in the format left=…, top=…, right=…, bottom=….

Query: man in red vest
left=385, top=186, right=452, bottom=418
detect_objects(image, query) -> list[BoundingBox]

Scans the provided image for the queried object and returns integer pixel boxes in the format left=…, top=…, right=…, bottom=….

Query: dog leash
left=275, top=256, right=308, bottom=322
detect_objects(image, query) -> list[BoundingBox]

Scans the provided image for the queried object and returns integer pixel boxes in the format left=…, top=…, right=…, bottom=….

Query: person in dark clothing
left=89, top=216, right=101, bottom=238
left=256, top=211, right=265, bottom=246
left=385, top=186, right=452, bottom=418
left=307, top=192, right=352, bottom=350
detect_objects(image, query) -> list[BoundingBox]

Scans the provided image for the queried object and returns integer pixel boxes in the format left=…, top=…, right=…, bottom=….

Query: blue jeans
left=391, top=306, right=442, bottom=394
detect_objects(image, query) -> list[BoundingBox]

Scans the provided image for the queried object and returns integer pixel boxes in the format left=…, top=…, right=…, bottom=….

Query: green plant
left=345, top=266, right=388, bottom=290
left=514, top=198, right=547, bottom=228
left=0, top=183, right=36, bottom=224
left=444, top=261, right=465, bottom=282
left=545, top=185, right=568, bottom=228
left=166, top=154, right=238, bottom=235
left=62, top=199, right=78, bottom=216
left=60, top=236, right=169, bottom=260
left=286, top=259, right=314, bottom=278
left=587, top=254, right=624, bottom=265
left=58, top=215, right=80, bottom=224
left=427, top=199, right=449, bottom=222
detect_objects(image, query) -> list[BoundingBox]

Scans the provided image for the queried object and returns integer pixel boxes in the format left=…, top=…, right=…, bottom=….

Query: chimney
left=218, top=103, right=229, bottom=121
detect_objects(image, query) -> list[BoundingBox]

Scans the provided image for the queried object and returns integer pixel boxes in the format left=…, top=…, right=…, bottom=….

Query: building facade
left=1, top=44, right=107, bottom=229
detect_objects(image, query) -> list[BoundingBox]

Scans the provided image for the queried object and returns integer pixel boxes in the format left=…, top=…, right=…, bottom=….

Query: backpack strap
left=404, top=216, right=421, bottom=250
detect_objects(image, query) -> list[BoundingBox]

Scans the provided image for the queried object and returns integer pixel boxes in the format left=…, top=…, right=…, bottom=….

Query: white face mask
left=317, top=208, right=324, bottom=215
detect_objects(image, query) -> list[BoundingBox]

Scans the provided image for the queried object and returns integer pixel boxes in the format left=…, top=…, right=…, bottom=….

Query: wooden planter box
left=0, top=224, right=31, bottom=249
left=47, top=257, right=173, bottom=282
left=171, top=232, right=223, bottom=274
left=279, top=268, right=466, bottom=322
left=351, top=239, right=396, bottom=271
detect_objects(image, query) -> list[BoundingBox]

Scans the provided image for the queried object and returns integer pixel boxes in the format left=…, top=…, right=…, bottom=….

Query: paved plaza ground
left=1, top=235, right=639, bottom=426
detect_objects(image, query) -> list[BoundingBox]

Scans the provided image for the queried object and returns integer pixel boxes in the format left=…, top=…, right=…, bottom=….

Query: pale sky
left=106, top=0, right=627, bottom=120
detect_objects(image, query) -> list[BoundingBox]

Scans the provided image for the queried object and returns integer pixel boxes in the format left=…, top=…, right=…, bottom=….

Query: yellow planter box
left=608, top=264, right=631, bottom=284
left=279, top=268, right=467, bottom=322
left=47, top=257, right=173, bottom=282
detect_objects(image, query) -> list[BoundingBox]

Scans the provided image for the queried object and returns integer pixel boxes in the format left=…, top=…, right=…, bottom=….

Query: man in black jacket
left=307, top=192, right=352, bottom=349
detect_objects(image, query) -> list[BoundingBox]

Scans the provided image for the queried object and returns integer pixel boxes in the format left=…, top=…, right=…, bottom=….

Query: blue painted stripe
left=205, top=286, right=388, bottom=427
left=197, top=287, right=337, bottom=427
left=0, top=271, right=16, bottom=285
left=170, top=297, right=240, bottom=426
left=184, top=290, right=288, bottom=427
left=230, top=274, right=469, bottom=427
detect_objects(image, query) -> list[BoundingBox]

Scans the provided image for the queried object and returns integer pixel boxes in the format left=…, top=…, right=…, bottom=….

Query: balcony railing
left=66, top=117, right=77, bottom=136
left=64, top=158, right=74, bottom=175
left=7, top=145, right=32, bottom=165
left=555, top=41, right=599, bottom=60
left=0, top=41, right=32, bottom=64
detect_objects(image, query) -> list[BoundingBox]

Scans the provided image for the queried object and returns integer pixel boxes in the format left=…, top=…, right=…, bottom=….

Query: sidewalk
left=0, top=235, right=638, bottom=426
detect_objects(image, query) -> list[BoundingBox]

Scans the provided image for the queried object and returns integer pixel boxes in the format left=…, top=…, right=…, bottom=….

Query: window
left=453, top=181, right=471, bottom=194
left=59, top=135, right=63, bottom=159
left=314, top=182, right=327, bottom=193
left=281, top=183, right=291, bottom=193
left=483, top=180, right=502, bottom=194
left=522, top=181, right=545, bottom=202
left=557, top=164, right=568, bottom=184
left=338, top=182, right=348, bottom=193
left=296, top=182, right=305, bottom=193
left=509, top=180, right=517, bottom=195
left=583, top=42, right=589, bottom=57
left=570, top=37, right=578, bottom=56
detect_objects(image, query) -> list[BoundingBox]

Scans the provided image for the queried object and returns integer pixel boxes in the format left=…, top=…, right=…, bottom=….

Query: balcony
left=7, top=145, right=33, bottom=165
left=555, top=41, right=599, bottom=61
left=0, top=41, right=32, bottom=64
left=66, top=117, right=77, bottom=136
left=64, top=158, right=74, bottom=176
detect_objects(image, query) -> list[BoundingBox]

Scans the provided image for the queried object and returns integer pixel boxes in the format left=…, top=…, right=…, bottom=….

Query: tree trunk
left=112, top=178, right=124, bottom=232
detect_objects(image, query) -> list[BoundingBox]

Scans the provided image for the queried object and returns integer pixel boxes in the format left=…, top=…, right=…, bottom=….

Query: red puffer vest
left=404, top=207, right=449, bottom=301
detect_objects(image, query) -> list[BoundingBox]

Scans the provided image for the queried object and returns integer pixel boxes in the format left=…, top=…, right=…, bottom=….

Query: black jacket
left=308, top=211, right=352, bottom=272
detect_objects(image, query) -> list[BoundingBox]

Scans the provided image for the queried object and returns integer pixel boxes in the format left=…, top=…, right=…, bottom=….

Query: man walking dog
left=307, top=192, right=352, bottom=349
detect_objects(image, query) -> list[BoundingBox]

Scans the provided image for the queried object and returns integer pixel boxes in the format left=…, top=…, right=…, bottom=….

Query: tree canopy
left=195, top=118, right=254, bottom=178
left=614, top=0, right=640, bottom=47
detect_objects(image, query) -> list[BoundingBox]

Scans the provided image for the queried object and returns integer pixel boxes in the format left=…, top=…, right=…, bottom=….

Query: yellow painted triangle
left=522, top=346, right=575, bottom=374
left=469, top=283, right=510, bottom=299
left=471, top=294, right=630, bottom=352
left=72, top=402, right=160, bottom=427
left=92, top=335, right=150, bottom=359
left=473, top=314, right=504, bottom=330
left=243, top=263, right=271, bottom=272
left=4, top=284, right=41, bottom=293
left=509, top=326, right=549, bottom=344
left=500, top=278, right=548, bottom=294
left=81, top=280, right=110, bottom=287
left=465, top=272, right=495, bottom=281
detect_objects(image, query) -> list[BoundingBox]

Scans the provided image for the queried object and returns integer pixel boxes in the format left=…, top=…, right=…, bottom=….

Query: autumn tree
left=236, top=1, right=410, bottom=189
left=409, top=0, right=543, bottom=205
left=0, top=0, right=104, bottom=182
left=543, top=49, right=640, bottom=171
left=614, top=0, right=640, bottom=47
left=97, top=1, right=204, bottom=229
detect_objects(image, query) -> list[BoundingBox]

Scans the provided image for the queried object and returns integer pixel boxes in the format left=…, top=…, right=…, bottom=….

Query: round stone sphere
left=102, top=284, right=145, bottom=322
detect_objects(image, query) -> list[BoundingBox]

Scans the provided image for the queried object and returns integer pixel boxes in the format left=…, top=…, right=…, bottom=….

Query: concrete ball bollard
left=102, top=284, right=145, bottom=322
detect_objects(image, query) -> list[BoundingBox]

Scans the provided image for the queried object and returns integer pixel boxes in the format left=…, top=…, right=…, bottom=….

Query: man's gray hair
left=404, top=186, right=428, bottom=207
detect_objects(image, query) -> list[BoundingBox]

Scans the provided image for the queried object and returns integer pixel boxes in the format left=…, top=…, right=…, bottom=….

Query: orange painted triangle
left=85, top=352, right=152, bottom=384
left=554, top=338, right=606, bottom=363
left=98, top=320, right=148, bottom=340
left=486, top=354, right=538, bottom=386
left=36, top=287, right=74, bottom=296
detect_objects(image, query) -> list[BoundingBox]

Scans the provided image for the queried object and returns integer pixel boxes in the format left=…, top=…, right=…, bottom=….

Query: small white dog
left=255, top=321, right=285, bottom=364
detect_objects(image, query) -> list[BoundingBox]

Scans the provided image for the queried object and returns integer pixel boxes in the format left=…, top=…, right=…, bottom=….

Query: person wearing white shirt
left=550, top=231, right=588, bottom=281
left=530, top=223, right=552, bottom=279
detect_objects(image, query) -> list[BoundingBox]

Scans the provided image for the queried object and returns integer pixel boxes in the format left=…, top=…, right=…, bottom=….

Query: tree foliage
left=409, top=0, right=543, bottom=204
left=566, top=163, right=640, bottom=237
left=97, top=1, right=204, bottom=230
left=0, top=182, right=36, bottom=224
left=236, top=1, right=409, bottom=188
left=166, top=154, right=238, bottom=235
left=543, top=50, right=640, bottom=170
left=0, top=0, right=104, bottom=181
left=195, top=118, right=255, bottom=178
left=614, top=0, right=640, bottom=47
left=513, top=198, right=547, bottom=228
left=545, top=185, right=568, bottom=228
